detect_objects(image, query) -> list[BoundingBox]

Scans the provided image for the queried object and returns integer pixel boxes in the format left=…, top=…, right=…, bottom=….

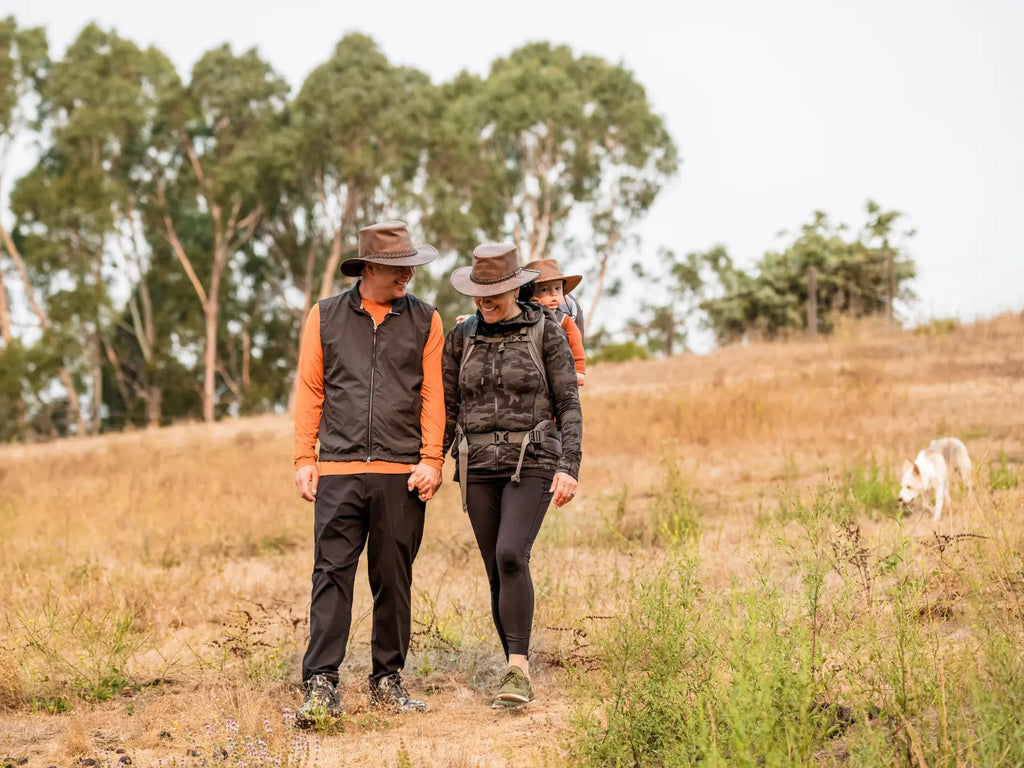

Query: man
left=293, top=220, right=444, bottom=723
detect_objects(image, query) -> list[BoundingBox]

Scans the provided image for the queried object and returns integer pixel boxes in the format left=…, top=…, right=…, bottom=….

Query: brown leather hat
left=340, top=220, right=439, bottom=277
left=523, top=258, right=582, bottom=293
left=450, top=244, right=540, bottom=297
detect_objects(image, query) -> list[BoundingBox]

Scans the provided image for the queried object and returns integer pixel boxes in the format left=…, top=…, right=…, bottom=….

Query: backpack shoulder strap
left=460, top=315, right=479, bottom=372
left=461, top=311, right=549, bottom=392
left=527, top=310, right=549, bottom=394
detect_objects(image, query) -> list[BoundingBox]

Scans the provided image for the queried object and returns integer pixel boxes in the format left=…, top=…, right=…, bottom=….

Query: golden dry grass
left=1, top=312, right=1022, bottom=765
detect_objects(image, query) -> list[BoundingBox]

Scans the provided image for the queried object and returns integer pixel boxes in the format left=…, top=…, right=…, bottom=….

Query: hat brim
left=340, top=244, right=439, bottom=277
left=534, top=273, right=582, bottom=293
left=450, top=267, right=541, bottom=297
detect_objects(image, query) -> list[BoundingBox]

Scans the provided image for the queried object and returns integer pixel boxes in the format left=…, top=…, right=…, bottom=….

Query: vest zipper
left=367, top=323, right=377, bottom=461
left=365, top=307, right=399, bottom=462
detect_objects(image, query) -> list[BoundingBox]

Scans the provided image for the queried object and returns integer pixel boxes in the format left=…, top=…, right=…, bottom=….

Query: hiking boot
left=295, top=674, right=344, bottom=725
left=368, top=673, right=428, bottom=713
left=492, top=665, right=534, bottom=708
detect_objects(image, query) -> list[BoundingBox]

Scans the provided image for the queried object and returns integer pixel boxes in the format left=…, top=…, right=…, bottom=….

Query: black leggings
left=465, top=475, right=552, bottom=658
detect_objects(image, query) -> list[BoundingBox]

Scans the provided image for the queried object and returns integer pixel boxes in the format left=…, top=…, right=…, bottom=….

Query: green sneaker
left=492, top=666, right=534, bottom=708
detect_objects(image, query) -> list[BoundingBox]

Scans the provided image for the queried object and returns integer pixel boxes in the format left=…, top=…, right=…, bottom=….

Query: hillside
left=1, top=312, right=1022, bottom=766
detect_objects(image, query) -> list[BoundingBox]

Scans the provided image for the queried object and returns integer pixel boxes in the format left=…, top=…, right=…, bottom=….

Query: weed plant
left=570, top=481, right=1024, bottom=767
left=11, top=585, right=151, bottom=704
left=988, top=450, right=1019, bottom=491
left=843, top=454, right=900, bottom=518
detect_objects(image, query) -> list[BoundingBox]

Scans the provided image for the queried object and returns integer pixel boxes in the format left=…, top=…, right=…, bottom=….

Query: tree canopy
left=0, top=17, right=919, bottom=442
left=699, top=202, right=916, bottom=345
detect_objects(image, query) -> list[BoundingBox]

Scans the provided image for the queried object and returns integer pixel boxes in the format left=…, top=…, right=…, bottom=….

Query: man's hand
left=295, top=464, right=319, bottom=502
left=408, top=463, right=443, bottom=502
left=455, top=314, right=470, bottom=324
left=576, top=372, right=586, bottom=388
left=550, top=471, right=578, bottom=508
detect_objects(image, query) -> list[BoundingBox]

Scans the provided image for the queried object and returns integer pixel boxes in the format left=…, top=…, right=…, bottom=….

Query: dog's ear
left=912, top=461, right=922, bottom=478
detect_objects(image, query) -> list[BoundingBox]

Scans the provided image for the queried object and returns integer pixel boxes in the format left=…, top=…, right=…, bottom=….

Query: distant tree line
left=0, top=17, right=914, bottom=441
left=598, top=201, right=917, bottom=360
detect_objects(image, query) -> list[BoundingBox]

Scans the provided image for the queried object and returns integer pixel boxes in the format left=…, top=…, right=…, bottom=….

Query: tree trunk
left=59, top=367, right=87, bottom=436
left=203, top=268, right=221, bottom=423
left=587, top=229, right=621, bottom=331
left=885, top=252, right=895, bottom=327
left=144, top=386, right=162, bottom=428
left=1, top=224, right=47, bottom=329
left=318, top=185, right=359, bottom=300
left=807, top=266, right=818, bottom=339
left=319, top=226, right=344, bottom=301
left=14, top=391, right=28, bottom=439
left=0, top=277, right=11, bottom=343
left=242, top=328, right=251, bottom=392
left=2, top=222, right=86, bottom=434
left=101, top=332, right=131, bottom=424
left=90, top=259, right=104, bottom=434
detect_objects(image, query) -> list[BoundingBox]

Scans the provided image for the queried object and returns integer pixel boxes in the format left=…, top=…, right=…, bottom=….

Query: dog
left=898, top=437, right=973, bottom=521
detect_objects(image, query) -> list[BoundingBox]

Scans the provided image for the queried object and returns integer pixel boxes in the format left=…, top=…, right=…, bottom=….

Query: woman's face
left=533, top=280, right=565, bottom=310
left=474, top=288, right=520, bottom=323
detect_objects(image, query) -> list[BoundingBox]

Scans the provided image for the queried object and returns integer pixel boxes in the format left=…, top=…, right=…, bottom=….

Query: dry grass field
left=1, top=313, right=1023, bottom=766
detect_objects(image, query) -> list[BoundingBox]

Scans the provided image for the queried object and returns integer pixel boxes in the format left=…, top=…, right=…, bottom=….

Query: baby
left=522, top=259, right=586, bottom=388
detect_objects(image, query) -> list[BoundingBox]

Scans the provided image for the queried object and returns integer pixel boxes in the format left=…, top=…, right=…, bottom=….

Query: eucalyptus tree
left=282, top=33, right=434, bottom=306
left=255, top=33, right=436, bottom=410
left=0, top=18, right=76, bottom=436
left=631, top=248, right=707, bottom=356
left=420, top=71, right=507, bottom=322
left=0, top=16, right=47, bottom=346
left=153, top=44, right=289, bottom=422
left=10, top=25, right=187, bottom=432
left=426, top=42, right=678, bottom=328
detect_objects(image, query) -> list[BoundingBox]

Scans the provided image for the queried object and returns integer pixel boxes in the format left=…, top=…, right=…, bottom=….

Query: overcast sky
left=7, top=0, right=1024, bottom=331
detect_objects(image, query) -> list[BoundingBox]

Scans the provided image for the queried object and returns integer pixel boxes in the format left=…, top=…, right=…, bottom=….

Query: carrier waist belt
left=456, top=420, right=556, bottom=513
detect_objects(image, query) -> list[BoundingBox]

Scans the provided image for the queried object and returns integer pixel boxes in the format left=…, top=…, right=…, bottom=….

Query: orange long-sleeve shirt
left=293, top=298, right=446, bottom=475
left=561, top=314, right=586, bottom=375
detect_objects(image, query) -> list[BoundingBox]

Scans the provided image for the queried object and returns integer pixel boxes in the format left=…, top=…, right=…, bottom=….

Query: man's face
left=364, top=263, right=415, bottom=300
left=534, top=281, right=565, bottom=310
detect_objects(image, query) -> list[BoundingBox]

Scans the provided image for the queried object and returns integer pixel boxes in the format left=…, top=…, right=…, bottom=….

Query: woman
left=442, top=243, right=583, bottom=709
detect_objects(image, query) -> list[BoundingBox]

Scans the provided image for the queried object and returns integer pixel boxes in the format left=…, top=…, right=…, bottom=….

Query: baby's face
left=534, top=281, right=565, bottom=310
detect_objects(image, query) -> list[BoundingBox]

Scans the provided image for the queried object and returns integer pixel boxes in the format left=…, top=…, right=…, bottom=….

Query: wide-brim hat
left=450, top=244, right=540, bottom=297
left=340, top=220, right=439, bottom=277
left=523, top=258, right=582, bottom=293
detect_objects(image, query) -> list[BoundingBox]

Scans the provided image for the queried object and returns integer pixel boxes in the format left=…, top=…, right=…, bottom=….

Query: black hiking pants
left=301, top=473, right=425, bottom=685
left=465, top=474, right=553, bottom=659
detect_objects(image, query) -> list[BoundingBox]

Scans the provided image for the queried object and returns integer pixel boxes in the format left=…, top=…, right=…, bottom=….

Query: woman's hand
left=550, top=471, right=578, bottom=508
left=408, top=463, right=443, bottom=501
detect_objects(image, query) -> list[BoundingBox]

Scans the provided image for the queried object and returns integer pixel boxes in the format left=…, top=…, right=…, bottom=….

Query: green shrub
left=913, top=317, right=958, bottom=336
left=965, top=631, right=1024, bottom=766
left=843, top=454, right=900, bottom=517
left=989, top=450, right=1019, bottom=490
left=12, top=586, right=151, bottom=703
left=589, top=341, right=650, bottom=364
left=569, top=553, right=715, bottom=767
left=652, top=460, right=700, bottom=546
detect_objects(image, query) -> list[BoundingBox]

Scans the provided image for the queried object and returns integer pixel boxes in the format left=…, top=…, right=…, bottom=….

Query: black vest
left=317, top=286, right=434, bottom=463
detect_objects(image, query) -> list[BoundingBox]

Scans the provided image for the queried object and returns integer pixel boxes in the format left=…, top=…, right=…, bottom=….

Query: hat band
left=361, top=248, right=419, bottom=259
left=472, top=268, right=524, bottom=285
